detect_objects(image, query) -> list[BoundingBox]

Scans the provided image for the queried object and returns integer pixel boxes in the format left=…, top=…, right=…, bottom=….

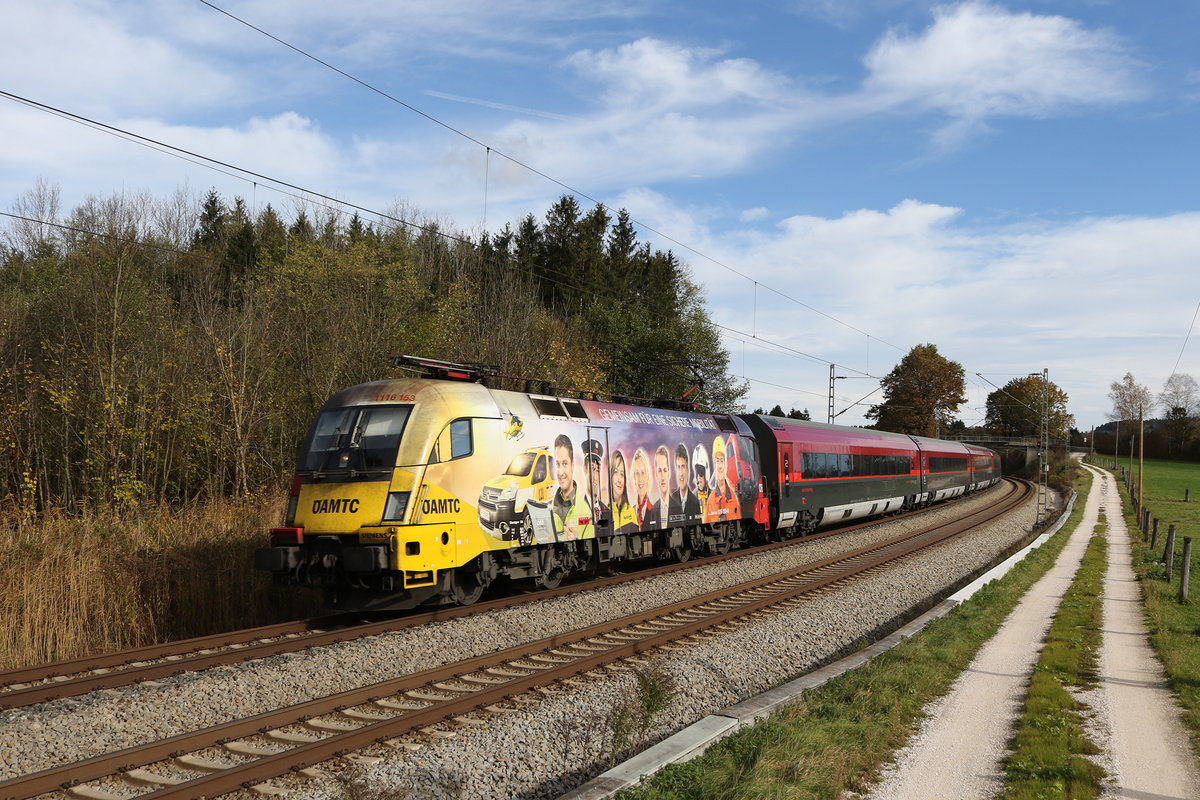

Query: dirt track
left=863, top=464, right=1200, bottom=800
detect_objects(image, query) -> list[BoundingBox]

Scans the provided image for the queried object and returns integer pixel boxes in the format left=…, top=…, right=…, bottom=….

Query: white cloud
left=614, top=194, right=1200, bottom=427
left=863, top=1, right=1145, bottom=146
left=568, top=38, right=792, bottom=112
left=0, top=2, right=234, bottom=118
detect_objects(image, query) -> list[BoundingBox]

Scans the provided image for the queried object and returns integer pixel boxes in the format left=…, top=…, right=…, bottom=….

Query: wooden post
left=1143, top=508, right=1151, bottom=536
left=1186, top=488, right=1190, bottom=502
left=1180, top=537, right=1192, bottom=603
left=1164, top=524, right=1176, bottom=582
left=1150, top=517, right=1158, bottom=544
left=1151, top=520, right=1159, bottom=549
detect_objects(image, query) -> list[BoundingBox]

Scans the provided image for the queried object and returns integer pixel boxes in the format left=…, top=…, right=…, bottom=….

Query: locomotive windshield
left=301, top=404, right=411, bottom=474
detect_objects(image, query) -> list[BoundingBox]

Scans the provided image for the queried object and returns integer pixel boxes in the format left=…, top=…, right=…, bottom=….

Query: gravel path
left=863, top=464, right=1200, bottom=800
left=1079, top=465, right=1200, bottom=800
left=0, top=486, right=1032, bottom=799
left=862, top=475, right=1095, bottom=800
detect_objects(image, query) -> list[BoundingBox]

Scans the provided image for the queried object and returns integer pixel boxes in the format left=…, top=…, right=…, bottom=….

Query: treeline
left=1, top=183, right=743, bottom=511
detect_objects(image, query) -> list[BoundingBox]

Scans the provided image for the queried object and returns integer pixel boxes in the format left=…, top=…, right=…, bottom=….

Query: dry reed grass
left=0, top=493, right=321, bottom=670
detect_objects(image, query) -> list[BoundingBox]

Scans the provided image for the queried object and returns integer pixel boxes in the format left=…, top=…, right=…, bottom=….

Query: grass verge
left=1087, top=456, right=1200, bottom=756
left=1001, top=511, right=1106, bottom=799
left=617, top=469, right=1094, bottom=800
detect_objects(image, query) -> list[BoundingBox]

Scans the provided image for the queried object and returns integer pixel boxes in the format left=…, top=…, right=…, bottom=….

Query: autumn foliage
left=0, top=184, right=743, bottom=665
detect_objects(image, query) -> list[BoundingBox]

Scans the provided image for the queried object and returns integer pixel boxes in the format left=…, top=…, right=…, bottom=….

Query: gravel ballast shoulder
left=0, top=486, right=1034, bottom=799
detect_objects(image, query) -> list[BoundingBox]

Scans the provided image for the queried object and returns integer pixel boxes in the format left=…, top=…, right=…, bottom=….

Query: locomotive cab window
left=450, top=419, right=472, bottom=459
left=431, top=418, right=473, bottom=463
left=301, top=404, right=411, bottom=474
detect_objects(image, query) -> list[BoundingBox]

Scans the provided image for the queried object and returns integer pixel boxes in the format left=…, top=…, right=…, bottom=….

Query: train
left=255, top=356, right=1002, bottom=610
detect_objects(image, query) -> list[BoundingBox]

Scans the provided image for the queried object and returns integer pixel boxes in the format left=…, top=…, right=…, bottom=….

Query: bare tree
left=4, top=177, right=61, bottom=259
left=1159, top=373, right=1198, bottom=456
left=1158, top=373, right=1199, bottom=417
left=1108, top=372, right=1153, bottom=423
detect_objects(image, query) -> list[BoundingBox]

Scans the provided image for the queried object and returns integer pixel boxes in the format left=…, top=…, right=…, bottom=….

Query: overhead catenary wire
left=0, top=208, right=860, bottom=415
left=1169, top=296, right=1199, bottom=378
left=195, top=0, right=905, bottom=356
left=0, top=88, right=882, bottom=389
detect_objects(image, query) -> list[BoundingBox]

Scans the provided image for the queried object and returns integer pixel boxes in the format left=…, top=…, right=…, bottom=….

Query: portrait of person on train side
left=693, top=443, right=711, bottom=510
left=609, top=448, right=638, bottom=534
left=653, top=445, right=671, bottom=528
left=632, top=447, right=656, bottom=529
left=704, top=434, right=740, bottom=523
left=551, top=433, right=594, bottom=540
left=583, top=438, right=609, bottom=533
left=668, top=442, right=701, bottom=525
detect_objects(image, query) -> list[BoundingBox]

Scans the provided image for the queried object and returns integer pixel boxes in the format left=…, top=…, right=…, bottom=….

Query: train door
left=585, top=426, right=613, bottom=535
left=779, top=443, right=793, bottom=500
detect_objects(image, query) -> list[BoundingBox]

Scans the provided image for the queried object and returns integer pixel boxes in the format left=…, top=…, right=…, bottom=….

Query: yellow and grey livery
left=256, top=357, right=764, bottom=609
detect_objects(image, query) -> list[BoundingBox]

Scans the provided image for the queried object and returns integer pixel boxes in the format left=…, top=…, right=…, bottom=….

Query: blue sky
left=2, top=0, right=1198, bottom=431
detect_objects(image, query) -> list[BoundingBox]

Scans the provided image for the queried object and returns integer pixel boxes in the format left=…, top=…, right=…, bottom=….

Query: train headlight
left=499, top=481, right=519, bottom=501
left=383, top=491, right=410, bottom=522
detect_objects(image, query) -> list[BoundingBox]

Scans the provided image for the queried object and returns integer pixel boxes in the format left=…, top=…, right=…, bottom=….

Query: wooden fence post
left=1180, top=537, right=1192, bottom=603
left=1150, top=517, right=1158, bottom=544
left=1151, top=520, right=1159, bottom=549
left=1164, top=525, right=1177, bottom=582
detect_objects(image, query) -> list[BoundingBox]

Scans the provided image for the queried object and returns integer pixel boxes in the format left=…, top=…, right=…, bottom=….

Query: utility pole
left=1139, top=404, right=1145, bottom=511
left=1037, top=367, right=1049, bottom=527
left=827, top=364, right=836, bottom=424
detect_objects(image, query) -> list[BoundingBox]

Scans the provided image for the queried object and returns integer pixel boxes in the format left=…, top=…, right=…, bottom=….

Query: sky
left=2, top=0, right=1198, bottom=431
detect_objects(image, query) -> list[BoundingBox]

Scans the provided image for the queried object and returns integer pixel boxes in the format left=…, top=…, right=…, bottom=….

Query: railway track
left=0, top=487, right=1005, bottom=712
left=0, top=478, right=1032, bottom=800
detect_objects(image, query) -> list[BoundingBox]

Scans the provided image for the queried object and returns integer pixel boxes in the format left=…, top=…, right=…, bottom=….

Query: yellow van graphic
left=478, top=446, right=554, bottom=545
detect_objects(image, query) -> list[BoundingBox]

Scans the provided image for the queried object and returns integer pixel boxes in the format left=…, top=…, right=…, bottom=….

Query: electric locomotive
left=255, top=356, right=1001, bottom=610
left=255, top=356, right=767, bottom=610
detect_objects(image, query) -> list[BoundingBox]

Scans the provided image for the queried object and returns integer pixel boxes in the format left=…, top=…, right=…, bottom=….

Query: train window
left=301, top=404, right=411, bottom=473
left=816, top=453, right=831, bottom=478
left=838, top=454, right=852, bottom=477
left=739, top=436, right=759, bottom=466
left=715, top=415, right=739, bottom=433
left=531, top=396, right=567, bottom=418
left=562, top=399, right=589, bottom=420
left=449, top=419, right=472, bottom=459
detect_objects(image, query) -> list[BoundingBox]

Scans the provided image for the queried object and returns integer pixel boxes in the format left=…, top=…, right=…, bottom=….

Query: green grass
left=1087, top=456, right=1200, bottom=757
left=1094, top=456, right=1200, bottom=543
left=617, top=469, right=1096, bottom=800
left=1001, top=515, right=1107, bottom=800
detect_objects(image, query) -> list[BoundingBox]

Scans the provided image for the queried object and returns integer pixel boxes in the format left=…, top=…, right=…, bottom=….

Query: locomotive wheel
left=450, top=566, right=486, bottom=605
left=536, top=545, right=566, bottom=590
left=672, top=543, right=693, bottom=563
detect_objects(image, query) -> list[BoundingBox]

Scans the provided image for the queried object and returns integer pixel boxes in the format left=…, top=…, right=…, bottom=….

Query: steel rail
left=0, top=479, right=1031, bottom=800
left=0, top=487, right=994, bottom=710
